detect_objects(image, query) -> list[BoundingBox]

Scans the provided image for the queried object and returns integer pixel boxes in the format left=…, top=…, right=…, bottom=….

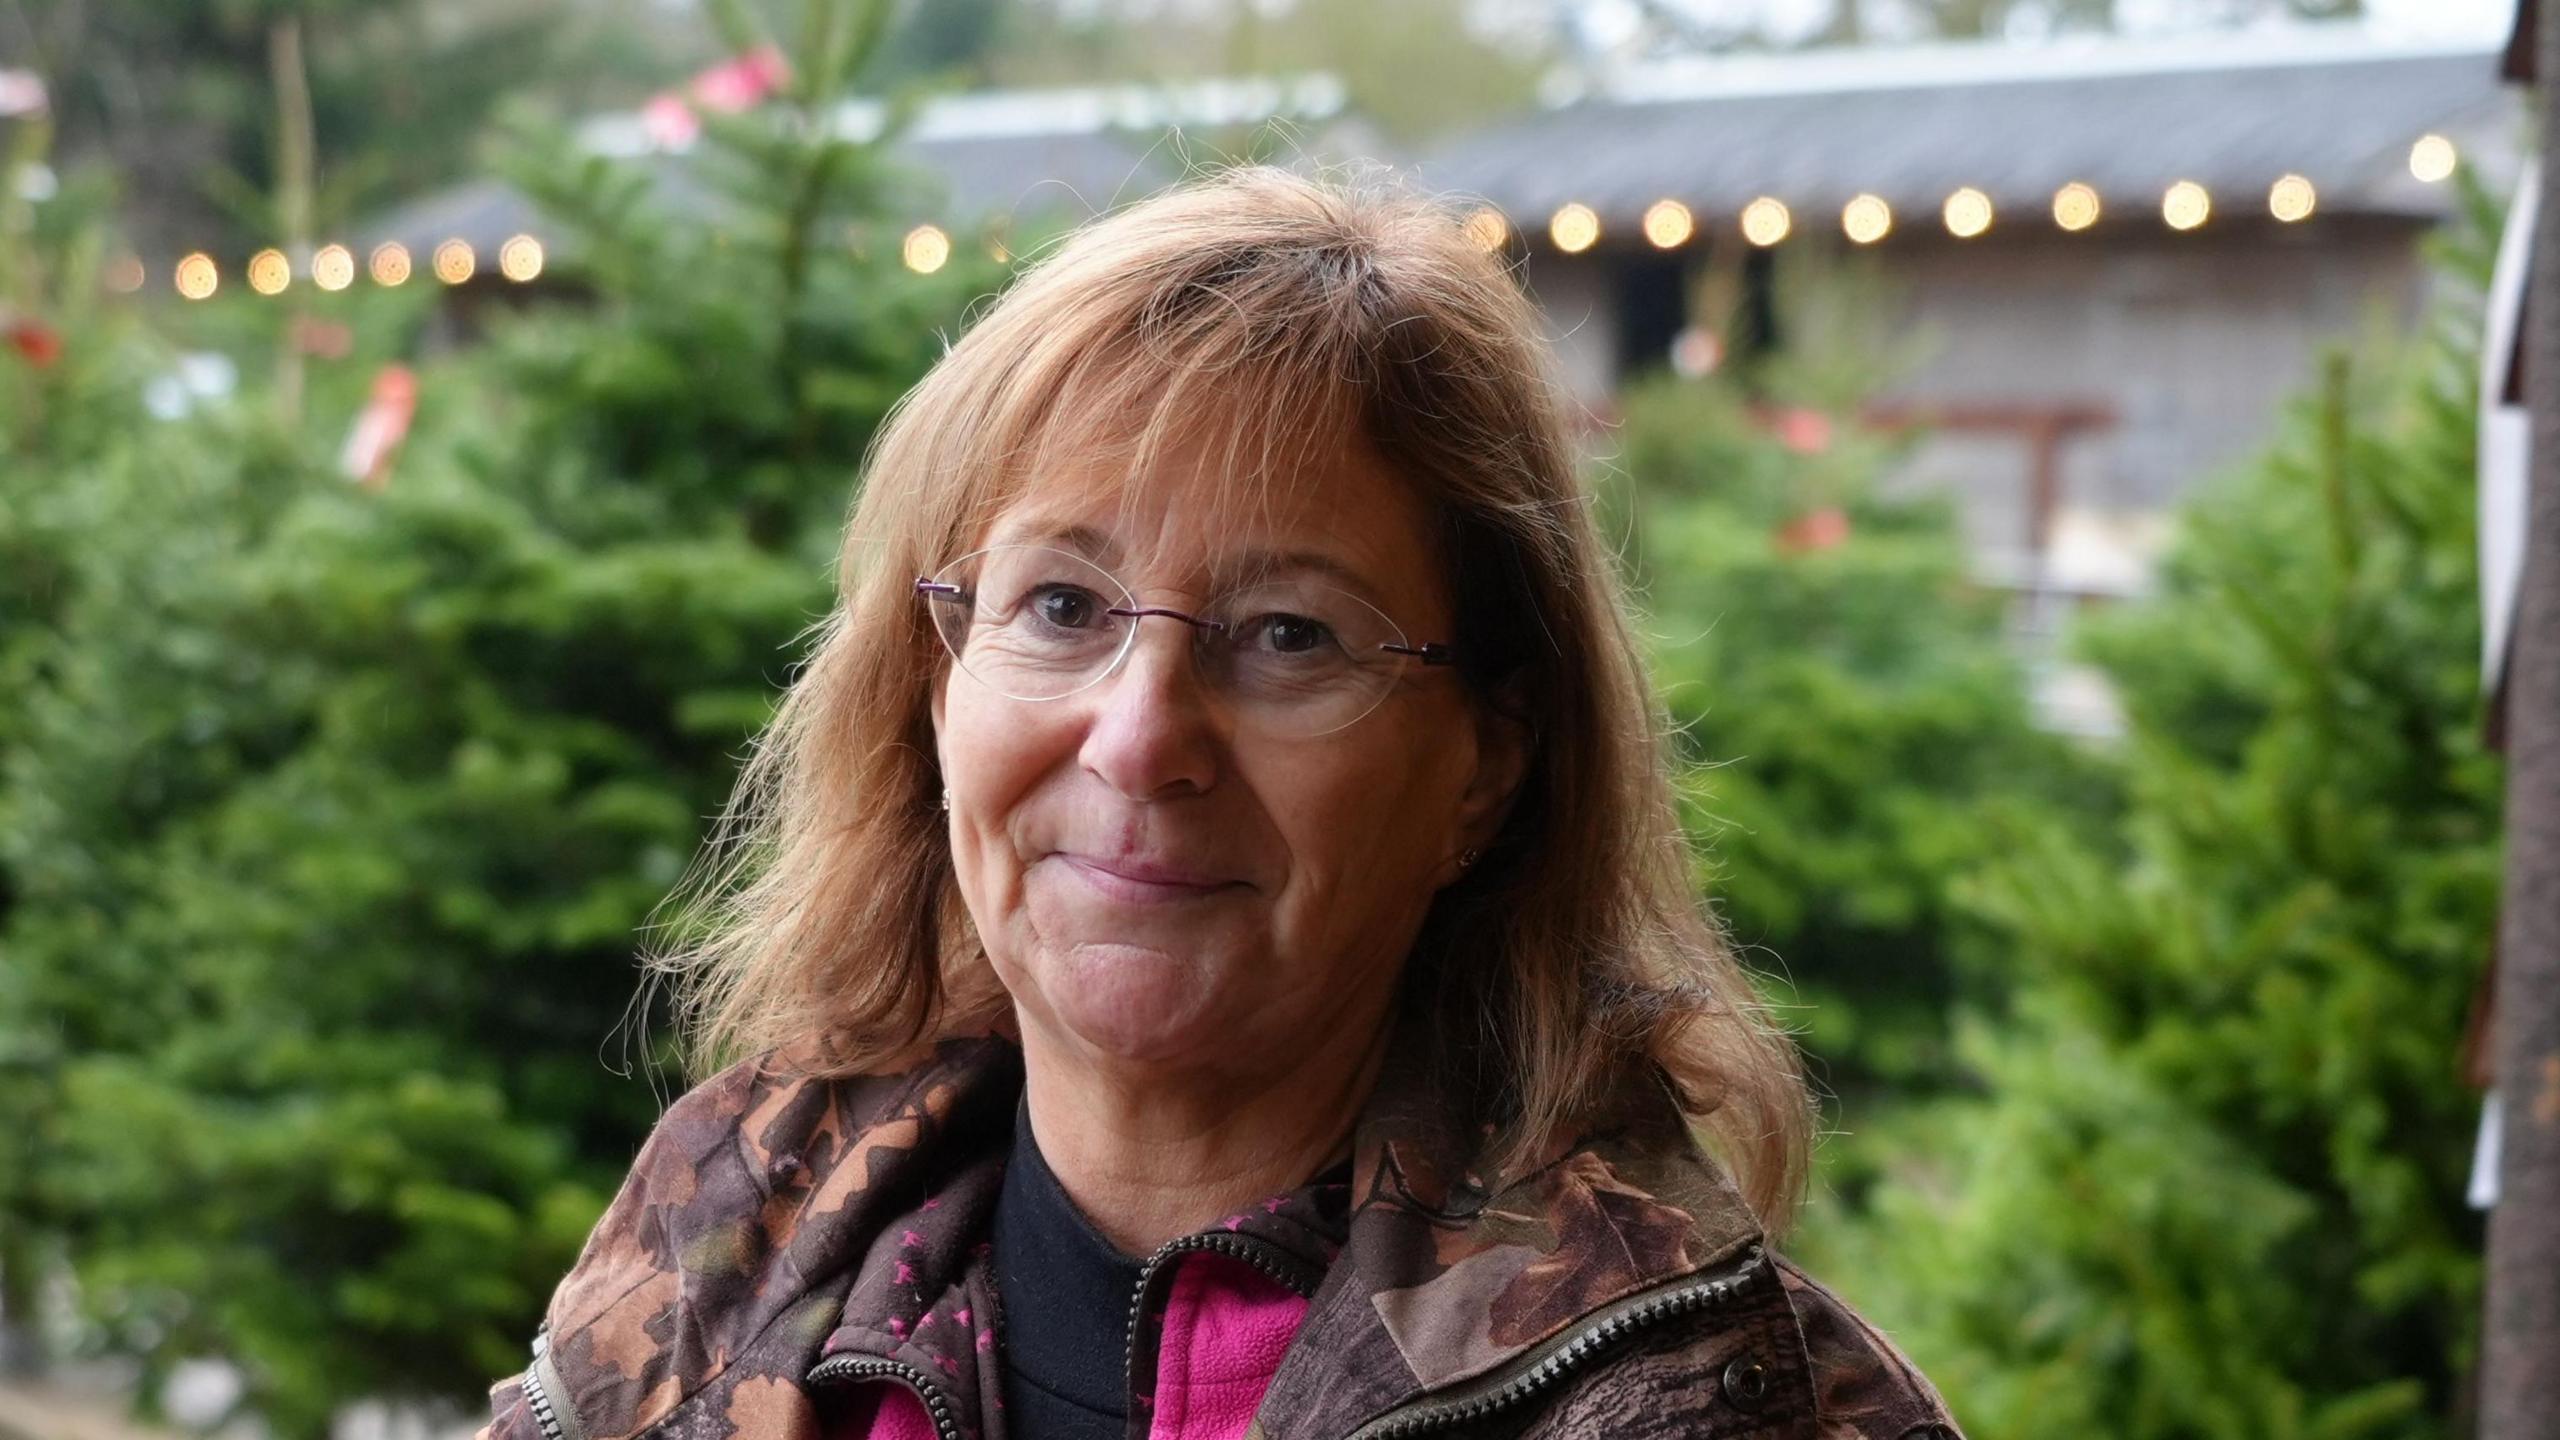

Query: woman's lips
left=1057, top=854, right=1243, bottom=904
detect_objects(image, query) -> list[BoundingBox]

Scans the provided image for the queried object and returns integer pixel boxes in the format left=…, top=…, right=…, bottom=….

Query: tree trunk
left=2481, top=10, right=2560, bottom=1436
left=269, top=13, right=314, bottom=424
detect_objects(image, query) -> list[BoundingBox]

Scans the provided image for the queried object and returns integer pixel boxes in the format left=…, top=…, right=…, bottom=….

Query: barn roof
left=358, top=74, right=1351, bottom=257
left=362, top=28, right=2520, bottom=261
left=1411, top=28, right=2516, bottom=232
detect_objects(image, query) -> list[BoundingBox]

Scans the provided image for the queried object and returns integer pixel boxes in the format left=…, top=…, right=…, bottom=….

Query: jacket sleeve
left=1774, top=1255, right=1964, bottom=1440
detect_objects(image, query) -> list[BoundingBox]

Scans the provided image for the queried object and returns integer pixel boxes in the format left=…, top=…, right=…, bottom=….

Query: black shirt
left=990, top=1107, right=1150, bottom=1440
left=990, top=1106, right=1356, bottom=1440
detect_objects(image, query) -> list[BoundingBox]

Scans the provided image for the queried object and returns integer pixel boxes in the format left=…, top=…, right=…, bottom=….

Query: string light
left=1842, top=193, right=1892, bottom=245
left=2053, top=182, right=2101, bottom=232
left=1548, top=203, right=1599, bottom=254
left=433, top=239, right=476, bottom=285
left=499, top=234, right=545, bottom=283
left=1642, top=199, right=1694, bottom=249
left=2269, top=174, right=2317, bottom=223
left=902, top=224, right=950, bottom=274
left=312, top=244, right=356, bottom=292
left=247, top=248, right=291, bottom=296
left=106, top=255, right=147, bottom=293
left=146, top=151, right=2385, bottom=310
left=175, top=252, right=219, bottom=301
left=1944, top=187, right=1994, bottom=239
left=1740, top=197, right=1791, bottom=247
left=2162, top=180, right=2211, bottom=231
left=2409, top=134, right=2457, bottom=183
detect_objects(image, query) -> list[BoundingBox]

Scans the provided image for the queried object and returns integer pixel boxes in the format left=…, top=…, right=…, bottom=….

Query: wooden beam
left=2482, top=6, right=2560, bottom=1433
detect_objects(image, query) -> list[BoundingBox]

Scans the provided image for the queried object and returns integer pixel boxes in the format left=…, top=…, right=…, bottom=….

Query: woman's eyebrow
left=988, top=526, right=1388, bottom=599
left=1231, top=547, right=1370, bottom=588
left=993, top=521, right=1119, bottom=560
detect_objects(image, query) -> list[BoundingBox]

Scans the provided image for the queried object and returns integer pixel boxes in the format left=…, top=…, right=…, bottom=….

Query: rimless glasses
left=916, top=543, right=1458, bottom=739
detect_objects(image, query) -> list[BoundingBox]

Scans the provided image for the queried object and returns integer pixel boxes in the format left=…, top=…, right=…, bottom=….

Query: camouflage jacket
left=480, top=1035, right=1963, bottom=1440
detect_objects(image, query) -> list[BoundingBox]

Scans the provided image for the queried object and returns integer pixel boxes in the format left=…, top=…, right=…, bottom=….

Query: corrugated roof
left=1412, top=32, right=2516, bottom=229
left=358, top=130, right=1186, bottom=256
left=360, top=73, right=1350, bottom=256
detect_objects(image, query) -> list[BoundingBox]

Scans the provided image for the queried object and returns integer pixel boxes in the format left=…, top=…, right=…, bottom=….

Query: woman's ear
left=1455, top=676, right=1533, bottom=853
left=928, top=666, right=954, bottom=807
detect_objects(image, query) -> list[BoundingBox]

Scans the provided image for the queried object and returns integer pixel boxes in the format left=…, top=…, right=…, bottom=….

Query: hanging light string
left=131, top=134, right=2462, bottom=296
left=1507, top=129, right=2457, bottom=256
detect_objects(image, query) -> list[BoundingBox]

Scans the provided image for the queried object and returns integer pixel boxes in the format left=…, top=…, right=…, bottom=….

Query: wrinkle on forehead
left=996, top=396, right=1438, bottom=595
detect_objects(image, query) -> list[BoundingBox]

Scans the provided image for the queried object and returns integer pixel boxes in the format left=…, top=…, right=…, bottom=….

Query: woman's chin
left=1034, top=945, right=1235, bottom=1065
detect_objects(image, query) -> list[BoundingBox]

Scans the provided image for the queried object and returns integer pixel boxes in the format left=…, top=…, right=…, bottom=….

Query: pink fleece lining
left=1146, top=1253, right=1311, bottom=1440
left=831, top=1252, right=1308, bottom=1440
left=829, top=1384, right=939, bottom=1440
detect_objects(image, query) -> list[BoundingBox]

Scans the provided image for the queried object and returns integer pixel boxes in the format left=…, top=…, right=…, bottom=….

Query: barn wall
left=1876, top=216, right=2429, bottom=578
left=1528, top=216, right=2436, bottom=591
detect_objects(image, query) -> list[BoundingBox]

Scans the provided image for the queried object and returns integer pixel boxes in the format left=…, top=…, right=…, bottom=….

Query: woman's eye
left=1253, top=614, right=1331, bottom=653
left=1030, top=586, right=1102, bottom=628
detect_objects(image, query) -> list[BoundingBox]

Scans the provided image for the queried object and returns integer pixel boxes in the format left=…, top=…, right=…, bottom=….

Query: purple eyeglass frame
left=911, top=577, right=1458, bottom=667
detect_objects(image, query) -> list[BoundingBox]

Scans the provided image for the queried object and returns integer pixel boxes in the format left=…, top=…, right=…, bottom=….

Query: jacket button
left=1722, top=1354, right=1770, bottom=1411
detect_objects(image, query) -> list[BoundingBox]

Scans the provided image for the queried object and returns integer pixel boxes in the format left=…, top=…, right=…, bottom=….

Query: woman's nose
left=1077, top=619, right=1223, bottom=801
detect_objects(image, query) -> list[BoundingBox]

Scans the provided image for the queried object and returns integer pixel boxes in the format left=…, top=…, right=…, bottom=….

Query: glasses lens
left=927, top=545, right=1133, bottom=700
left=1203, top=578, right=1416, bottom=738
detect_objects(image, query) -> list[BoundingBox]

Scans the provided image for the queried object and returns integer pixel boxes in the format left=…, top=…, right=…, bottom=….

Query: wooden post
left=2482, top=3, right=2560, bottom=1432
left=269, top=14, right=315, bottom=424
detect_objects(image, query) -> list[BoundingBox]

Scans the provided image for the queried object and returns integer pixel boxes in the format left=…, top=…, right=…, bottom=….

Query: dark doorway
left=1614, top=251, right=1691, bottom=379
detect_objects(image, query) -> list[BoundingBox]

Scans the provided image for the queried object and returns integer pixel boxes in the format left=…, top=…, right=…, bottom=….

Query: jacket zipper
left=1124, top=1230, right=1327, bottom=1408
left=804, top=1353, right=965, bottom=1440
left=520, top=1324, right=574, bottom=1440
left=519, top=1358, right=566, bottom=1440
left=1339, top=1241, right=1770, bottom=1440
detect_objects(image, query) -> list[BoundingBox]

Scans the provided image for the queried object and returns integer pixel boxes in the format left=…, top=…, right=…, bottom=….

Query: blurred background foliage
left=0, top=1, right=2504, bottom=1437
left=1605, top=249, right=2121, bottom=1088
left=3, top=2, right=1001, bottom=1429
left=1781, top=185, right=2506, bottom=1440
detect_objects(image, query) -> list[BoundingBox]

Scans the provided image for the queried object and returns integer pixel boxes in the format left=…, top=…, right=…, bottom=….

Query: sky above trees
left=1521, top=0, right=2501, bottom=49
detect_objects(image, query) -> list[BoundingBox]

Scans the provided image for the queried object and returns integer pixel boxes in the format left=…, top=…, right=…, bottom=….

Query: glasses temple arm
left=1379, top=641, right=1457, bottom=666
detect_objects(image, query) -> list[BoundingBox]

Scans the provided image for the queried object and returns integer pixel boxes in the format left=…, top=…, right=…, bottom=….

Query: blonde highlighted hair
left=647, top=162, right=1814, bottom=1232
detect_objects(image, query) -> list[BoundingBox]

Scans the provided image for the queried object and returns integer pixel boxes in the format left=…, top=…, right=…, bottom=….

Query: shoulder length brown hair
left=647, top=161, right=1815, bottom=1232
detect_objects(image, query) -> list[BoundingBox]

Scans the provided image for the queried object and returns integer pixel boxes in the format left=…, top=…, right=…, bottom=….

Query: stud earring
left=1458, top=846, right=1480, bottom=869
left=938, top=788, right=951, bottom=812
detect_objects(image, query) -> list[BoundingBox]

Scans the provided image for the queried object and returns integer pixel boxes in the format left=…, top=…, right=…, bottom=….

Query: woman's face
left=930, top=421, right=1523, bottom=1082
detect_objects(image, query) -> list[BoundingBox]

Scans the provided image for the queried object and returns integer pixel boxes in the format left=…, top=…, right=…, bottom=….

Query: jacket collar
left=1248, top=1043, right=1771, bottom=1438
left=536, top=1030, right=1768, bottom=1440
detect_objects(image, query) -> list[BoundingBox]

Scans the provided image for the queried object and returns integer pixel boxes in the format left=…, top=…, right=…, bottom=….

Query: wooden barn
left=1411, top=29, right=2519, bottom=610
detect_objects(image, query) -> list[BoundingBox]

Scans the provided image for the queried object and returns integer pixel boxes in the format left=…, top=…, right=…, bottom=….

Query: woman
left=479, top=165, right=1962, bottom=1440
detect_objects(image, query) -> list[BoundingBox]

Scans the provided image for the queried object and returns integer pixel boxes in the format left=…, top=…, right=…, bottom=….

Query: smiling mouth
left=1057, top=855, right=1244, bottom=905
